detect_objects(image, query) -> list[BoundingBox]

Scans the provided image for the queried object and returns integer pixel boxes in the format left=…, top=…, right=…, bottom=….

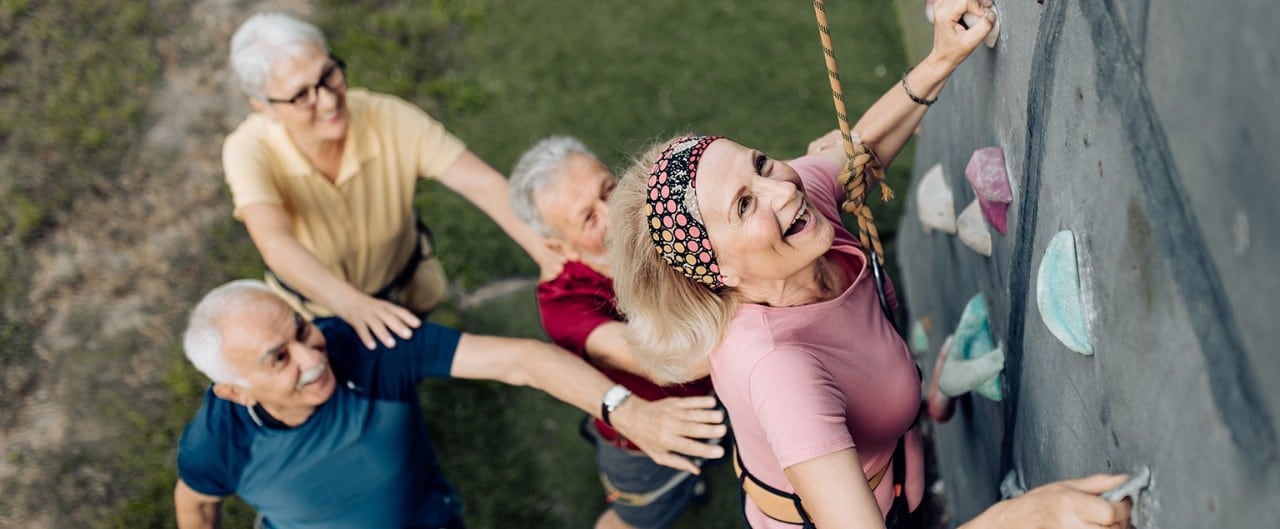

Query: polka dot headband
left=646, top=135, right=725, bottom=289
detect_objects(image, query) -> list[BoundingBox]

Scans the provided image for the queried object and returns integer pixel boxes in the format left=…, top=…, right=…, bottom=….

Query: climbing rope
left=811, top=0, right=894, bottom=265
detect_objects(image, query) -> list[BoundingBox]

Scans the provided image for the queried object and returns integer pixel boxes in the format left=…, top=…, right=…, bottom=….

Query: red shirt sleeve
left=535, top=261, right=621, bottom=358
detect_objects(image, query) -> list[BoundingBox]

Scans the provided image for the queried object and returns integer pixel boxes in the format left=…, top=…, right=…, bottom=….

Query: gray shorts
left=593, top=428, right=705, bottom=529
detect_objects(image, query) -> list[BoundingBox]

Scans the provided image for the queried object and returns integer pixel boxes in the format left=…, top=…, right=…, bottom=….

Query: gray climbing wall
left=897, top=0, right=1280, bottom=526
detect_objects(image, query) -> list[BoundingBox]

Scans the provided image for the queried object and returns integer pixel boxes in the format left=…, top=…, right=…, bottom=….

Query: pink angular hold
left=965, top=147, right=1013, bottom=235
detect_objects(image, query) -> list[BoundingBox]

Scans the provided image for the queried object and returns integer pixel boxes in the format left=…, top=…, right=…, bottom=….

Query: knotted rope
left=812, top=0, right=894, bottom=264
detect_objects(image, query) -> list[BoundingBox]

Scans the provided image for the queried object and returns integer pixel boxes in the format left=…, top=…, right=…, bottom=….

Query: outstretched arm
left=437, top=151, right=566, bottom=280
left=585, top=321, right=673, bottom=377
left=853, top=0, right=996, bottom=167
left=448, top=333, right=726, bottom=473
left=241, top=203, right=420, bottom=350
left=784, top=448, right=887, bottom=528
left=962, top=474, right=1132, bottom=529
left=174, top=479, right=223, bottom=529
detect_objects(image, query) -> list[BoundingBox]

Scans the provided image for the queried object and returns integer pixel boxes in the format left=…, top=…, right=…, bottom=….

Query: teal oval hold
left=1036, top=230, right=1094, bottom=355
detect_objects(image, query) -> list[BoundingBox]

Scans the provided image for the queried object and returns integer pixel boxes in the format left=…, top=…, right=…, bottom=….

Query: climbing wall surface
left=898, top=0, right=1280, bottom=526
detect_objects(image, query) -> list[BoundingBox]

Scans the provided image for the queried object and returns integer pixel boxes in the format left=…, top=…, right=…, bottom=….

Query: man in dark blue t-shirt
left=173, top=280, right=726, bottom=529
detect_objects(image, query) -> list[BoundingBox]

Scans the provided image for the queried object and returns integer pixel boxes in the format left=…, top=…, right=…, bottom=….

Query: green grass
left=0, top=6, right=190, bottom=525
left=0, top=0, right=185, bottom=427
left=319, top=0, right=913, bottom=291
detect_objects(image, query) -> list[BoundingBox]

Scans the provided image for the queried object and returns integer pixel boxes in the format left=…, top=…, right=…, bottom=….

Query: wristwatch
left=601, top=384, right=633, bottom=427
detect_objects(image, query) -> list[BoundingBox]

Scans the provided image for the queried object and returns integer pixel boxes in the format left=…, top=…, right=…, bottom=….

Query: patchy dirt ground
left=0, top=1, right=309, bottom=526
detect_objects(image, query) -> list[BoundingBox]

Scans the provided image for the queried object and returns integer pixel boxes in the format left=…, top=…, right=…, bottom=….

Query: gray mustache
left=296, top=363, right=327, bottom=390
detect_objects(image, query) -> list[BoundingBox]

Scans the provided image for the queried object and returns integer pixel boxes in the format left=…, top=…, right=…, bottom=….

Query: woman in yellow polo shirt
left=222, top=13, right=561, bottom=350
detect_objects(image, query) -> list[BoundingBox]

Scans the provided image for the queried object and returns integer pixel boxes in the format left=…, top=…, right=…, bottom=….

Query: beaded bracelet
left=901, top=66, right=937, bottom=106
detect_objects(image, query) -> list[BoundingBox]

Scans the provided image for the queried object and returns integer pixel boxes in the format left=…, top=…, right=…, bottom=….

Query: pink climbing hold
left=965, top=147, right=1013, bottom=234
left=927, top=335, right=956, bottom=423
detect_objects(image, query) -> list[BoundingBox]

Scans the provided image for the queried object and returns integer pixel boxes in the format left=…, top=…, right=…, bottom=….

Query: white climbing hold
left=1101, top=466, right=1151, bottom=502
left=939, top=342, right=1005, bottom=398
left=957, top=200, right=992, bottom=256
left=1036, top=230, right=1094, bottom=355
left=1000, top=469, right=1027, bottom=499
left=917, top=163, right=957, bottom=234
left=965, top=146, right=1013, bottom=234
left=962, top=8, right=1000, bottom=48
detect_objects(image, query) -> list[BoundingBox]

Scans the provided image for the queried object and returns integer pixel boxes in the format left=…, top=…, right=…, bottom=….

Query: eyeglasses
left=266, top=54, right=347, bottom=110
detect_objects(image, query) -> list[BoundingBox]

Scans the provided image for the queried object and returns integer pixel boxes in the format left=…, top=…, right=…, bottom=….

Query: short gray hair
left=183, top=279, right=279, bottom=386
left=230, top=13, right=329, bottom=102
left=509, top=136, right=602, bottom=237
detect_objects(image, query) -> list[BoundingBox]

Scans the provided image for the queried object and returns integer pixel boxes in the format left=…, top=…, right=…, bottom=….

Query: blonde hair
left=607, top=136, right=739, bottom=383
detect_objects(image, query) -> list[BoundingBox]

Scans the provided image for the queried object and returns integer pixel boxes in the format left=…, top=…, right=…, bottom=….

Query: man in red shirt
left=510, top=137, right=719, bottom=529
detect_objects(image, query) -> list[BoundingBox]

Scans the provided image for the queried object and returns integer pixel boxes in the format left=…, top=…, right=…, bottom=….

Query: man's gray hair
left=230, top=12, right=329, bottom=102
left=183, top=279, right=278, bottom=386
left=509, top=136, right=602, bottom=237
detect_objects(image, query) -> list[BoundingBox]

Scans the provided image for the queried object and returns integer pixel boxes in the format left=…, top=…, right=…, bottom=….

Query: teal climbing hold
left=910, top=318, right=930, bottom=354
left=938, top=293, right=1005, bottom=401
left=1036, top=230, right=1094, bottom=355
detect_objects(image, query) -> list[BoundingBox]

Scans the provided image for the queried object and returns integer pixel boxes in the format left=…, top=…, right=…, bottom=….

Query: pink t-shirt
left=708, top=155, right=923, bottom=527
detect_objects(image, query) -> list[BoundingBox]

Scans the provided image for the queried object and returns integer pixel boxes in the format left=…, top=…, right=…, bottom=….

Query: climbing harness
left=268, top=217, right=437, bottom=314
left=578, top=416, right=702, bottom=508
left=599, top=471, right=694, bottom=508
left=733, top=437, right=908, bottom=527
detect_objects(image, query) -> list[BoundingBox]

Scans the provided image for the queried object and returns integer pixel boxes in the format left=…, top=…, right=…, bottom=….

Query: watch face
left=604, top=385, right=631, bottom=408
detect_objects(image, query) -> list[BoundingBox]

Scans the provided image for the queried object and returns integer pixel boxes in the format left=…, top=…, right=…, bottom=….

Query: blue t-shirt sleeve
left=176, top=390, right=242, bottom=497
left=318, top=318, right=462, bottom=399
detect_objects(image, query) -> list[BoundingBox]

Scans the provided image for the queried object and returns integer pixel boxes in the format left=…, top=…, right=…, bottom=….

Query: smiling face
left=252, top=43, right=349, bottom=145
left=693, top=139, right=835, bottom=291
left=213, top=293, right=337, bottom=423
left=534, top=153, right=616, bottom=266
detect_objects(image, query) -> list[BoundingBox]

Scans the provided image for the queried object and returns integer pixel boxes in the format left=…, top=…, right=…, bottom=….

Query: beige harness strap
left=599, top=469, right=693, bottom=507
left=732, top=444, right=891, bottom=525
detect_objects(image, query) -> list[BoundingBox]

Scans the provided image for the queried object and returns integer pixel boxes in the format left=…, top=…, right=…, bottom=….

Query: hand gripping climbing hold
left=1036, top=230, right=1094, bottom=355
left=965, top=147, right=1013, bottom=234
left=937, top=293, right=1005, bottom=402
left=1101, top=466, right=1152, bottom=527
left=957, top=199, right=992, bottom=256
left=917, top=163, right=957, bottom=234
left=1101, top=466, right=1151, bottom=502
left=961, top=6, right=1000, bottom=48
